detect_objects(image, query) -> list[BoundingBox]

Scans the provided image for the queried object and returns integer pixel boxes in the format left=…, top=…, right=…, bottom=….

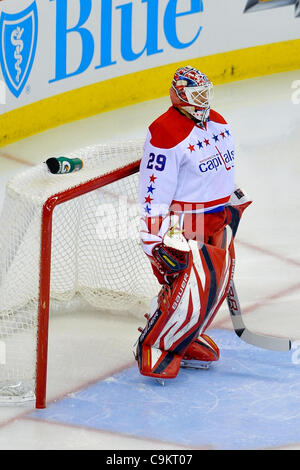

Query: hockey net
left=0, top=140, right=159, bottom=407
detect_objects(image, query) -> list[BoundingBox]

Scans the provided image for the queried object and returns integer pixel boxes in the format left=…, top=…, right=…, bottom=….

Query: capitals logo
left=0, top=2, right=38, bottom=98
left=199, top=149, right=235, bottom=173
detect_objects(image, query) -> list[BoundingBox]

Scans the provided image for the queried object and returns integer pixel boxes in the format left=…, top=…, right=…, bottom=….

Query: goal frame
left=36, top=160, right=140, bottom=409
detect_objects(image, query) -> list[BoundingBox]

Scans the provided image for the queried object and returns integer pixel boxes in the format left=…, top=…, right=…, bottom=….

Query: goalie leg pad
left=136, top=235, right=235, bottom=379
left=180, top=333, right=219, bottom=368
left=136, top=343, right=182, bottom=379
left=197, top=225, right=236, bottom=334
left=136, top=192, right=250, bottom=379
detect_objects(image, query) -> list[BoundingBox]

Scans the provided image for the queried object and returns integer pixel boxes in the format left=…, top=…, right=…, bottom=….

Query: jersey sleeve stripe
left=170, top=196, right=231, bottom=213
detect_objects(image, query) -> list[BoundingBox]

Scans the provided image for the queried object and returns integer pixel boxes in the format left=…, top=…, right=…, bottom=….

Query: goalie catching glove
left=152, top=220, right=190, bottom=278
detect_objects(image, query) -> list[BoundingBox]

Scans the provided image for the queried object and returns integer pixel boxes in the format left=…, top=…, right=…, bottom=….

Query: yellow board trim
left=1, top=38, right=300, bottom=147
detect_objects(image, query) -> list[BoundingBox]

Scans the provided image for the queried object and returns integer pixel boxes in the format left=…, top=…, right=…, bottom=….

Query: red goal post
left=0, top=140, right=159, bottom=408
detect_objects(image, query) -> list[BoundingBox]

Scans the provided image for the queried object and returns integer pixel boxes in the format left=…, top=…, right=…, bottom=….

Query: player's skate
left=180, top=334, right=219, bottom=370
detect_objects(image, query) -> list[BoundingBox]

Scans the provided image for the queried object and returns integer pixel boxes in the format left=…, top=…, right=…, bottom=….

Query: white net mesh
left=0, top=140, right=160, bottom=403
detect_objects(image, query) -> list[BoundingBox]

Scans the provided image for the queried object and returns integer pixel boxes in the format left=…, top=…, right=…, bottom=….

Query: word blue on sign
left=50, top=0, right=204, bottom=82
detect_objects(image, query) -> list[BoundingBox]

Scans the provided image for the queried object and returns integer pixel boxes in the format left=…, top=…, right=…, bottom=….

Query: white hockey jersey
left=139, top=106, right=235, bottom=256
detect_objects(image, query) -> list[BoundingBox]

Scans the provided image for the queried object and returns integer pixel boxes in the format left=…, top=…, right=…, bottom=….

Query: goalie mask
left=170, top=66, right=213, bottom=125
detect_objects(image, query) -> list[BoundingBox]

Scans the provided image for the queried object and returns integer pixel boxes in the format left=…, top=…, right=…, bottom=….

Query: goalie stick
left=227, top=280, right=292, bottom=352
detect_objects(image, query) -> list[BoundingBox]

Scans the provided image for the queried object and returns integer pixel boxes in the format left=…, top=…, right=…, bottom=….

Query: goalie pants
left=136, top=205, right=240, bottom=379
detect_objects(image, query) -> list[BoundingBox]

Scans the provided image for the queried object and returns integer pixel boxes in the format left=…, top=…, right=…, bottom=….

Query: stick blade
left=238, top=327, right=291, bottom=352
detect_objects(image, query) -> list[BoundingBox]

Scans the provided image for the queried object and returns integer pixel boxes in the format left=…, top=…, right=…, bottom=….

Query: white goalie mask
left=170, top=66, right=213, bottom=125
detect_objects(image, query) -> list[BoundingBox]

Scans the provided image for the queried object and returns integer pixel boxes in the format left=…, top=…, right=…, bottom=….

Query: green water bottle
left=45, top=156, right=83, bottom=174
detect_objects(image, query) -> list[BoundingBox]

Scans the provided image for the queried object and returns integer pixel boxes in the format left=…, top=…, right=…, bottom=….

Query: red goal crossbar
left=36, top=160, right=140, bottom=408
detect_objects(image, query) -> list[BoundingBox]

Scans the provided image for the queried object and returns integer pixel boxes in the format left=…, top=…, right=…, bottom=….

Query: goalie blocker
left=136, top=189, right=251, bottom=380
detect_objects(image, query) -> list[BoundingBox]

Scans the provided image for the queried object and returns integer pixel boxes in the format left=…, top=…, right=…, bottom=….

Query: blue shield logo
left=0, top=2, right=38, bottom=98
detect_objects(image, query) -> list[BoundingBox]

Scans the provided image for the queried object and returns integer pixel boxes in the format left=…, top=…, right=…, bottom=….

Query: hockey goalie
left=135, top=65, right=251, bottom=381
